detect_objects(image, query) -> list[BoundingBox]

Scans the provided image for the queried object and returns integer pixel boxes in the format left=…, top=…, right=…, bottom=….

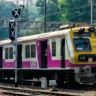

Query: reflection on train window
left=25, top=44, right=36, bottom=58
left=25, top=45, right=30, bottom=58
left=74, top=38, right=91, bottom=51
left=9, top=47, right=13, bottom=59
left=5, top=47, right=13, bottom=59
left=52, top=41, right=56, bottom=56
left=5, top=48, right=8, bottom=59
left=31, top=45, right=36, bottom=58
left=74, top=32, right=90, bottom=37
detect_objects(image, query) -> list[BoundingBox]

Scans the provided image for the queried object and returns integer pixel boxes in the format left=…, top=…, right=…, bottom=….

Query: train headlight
left=88, top=58, right=93, bottom=62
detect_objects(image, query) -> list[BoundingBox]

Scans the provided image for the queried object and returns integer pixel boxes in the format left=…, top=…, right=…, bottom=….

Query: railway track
left=0, top=84, right=86, bottom=96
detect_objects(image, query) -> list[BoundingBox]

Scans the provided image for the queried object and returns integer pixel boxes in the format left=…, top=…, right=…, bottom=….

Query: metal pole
left=90, top=0, right=93, bottom=25
left=14, top=20, right=18, bottom=87
left=44, top=0, right=46, bottom=32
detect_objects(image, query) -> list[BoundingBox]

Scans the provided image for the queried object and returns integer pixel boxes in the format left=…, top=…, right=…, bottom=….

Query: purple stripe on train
left=3, top=62, right=15, bottom=68
left=22, top=61, right=38, bottom=68
left=22, top=61, right=30, bottom=68
left=2, top=60, right=96, bottom=69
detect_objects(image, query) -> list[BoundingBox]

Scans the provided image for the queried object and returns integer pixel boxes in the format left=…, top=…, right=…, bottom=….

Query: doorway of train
left=0, top=47, right=3, bottom=68
left=40, top=40, right=48, bottom=68
left=61, top=38, right=65, bottom=68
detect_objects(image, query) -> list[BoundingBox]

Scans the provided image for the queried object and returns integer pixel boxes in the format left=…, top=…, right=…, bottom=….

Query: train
left=0, top=24, right=96, bottom=87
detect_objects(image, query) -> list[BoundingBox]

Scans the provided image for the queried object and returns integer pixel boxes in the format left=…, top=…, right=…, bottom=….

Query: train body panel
left=1, top=26, right=96, bottom=85
left=22, top=41, right=38, bottom=69
left=1, top=27, right=94, bottom=69
left=3, top=45, right=15, bottom=69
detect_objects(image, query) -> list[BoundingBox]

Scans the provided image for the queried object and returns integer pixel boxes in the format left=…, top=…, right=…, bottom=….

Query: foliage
left=36, top=0, right=61, bottom=22
left=0, top=0, right=96, bottom=39
left=59, top=0, right=96, bottom=23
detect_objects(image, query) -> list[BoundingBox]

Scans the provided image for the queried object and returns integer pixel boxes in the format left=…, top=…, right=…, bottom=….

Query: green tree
left=36, top=0, right=61, bottom=22
left=59, top=0, right=96, bottom=23
left=58, top=0, right=68, bottom=23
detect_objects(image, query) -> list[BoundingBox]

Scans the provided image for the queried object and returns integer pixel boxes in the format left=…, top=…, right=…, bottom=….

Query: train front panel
left=69, top=26, right=96, bottom=84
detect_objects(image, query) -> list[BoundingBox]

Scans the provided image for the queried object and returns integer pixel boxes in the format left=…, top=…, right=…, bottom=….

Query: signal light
left=12, top=8, right=21, bottom=18
left=9, top=20, right=16, bottom=41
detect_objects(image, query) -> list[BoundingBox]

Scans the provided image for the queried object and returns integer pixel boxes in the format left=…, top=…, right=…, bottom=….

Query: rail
left=1, top=90, right=31, bottom=96
left=0, top=85, right=82, bottom=96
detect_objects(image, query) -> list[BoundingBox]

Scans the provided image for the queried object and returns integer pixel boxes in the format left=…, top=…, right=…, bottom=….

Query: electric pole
left=90, top=0, right=93, bottom=25
left=44, top=0, right=47, bottom=32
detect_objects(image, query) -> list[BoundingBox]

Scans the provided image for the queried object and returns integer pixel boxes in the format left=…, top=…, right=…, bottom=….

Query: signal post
left=9, top=6, right=23, bottom=87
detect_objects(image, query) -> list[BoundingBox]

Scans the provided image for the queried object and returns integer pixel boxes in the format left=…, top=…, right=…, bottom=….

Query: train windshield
left=74, top=38, right=91, bottom=51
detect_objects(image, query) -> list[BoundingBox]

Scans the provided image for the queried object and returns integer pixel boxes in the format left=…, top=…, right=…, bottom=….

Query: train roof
left=0, top=29, right=70, bottom=46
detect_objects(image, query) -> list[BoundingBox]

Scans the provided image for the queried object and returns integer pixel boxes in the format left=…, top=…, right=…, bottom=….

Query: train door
left=17, top=44, right=22, bottom=68
left=0, top=47, right=2, bottom=68
left=40, top=40, right=47, bottom=68
left=61, top=38, right=65, bottom=68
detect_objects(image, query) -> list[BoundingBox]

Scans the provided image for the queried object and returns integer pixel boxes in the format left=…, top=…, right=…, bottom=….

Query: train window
left=74, top=32, right=90, bottom=37
left=31, top=44, right=36, bottom=58
left=5, top=47, right=13, bottom=59
left=74, top=38, right=91, bottom=51
left=25, top=45, right=30, bottom=58
left=5, top=48, right=8, bottom=59
left=52, top=41, right=56, bottom=56
left=9, top=47, right=13, bottom=59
